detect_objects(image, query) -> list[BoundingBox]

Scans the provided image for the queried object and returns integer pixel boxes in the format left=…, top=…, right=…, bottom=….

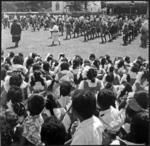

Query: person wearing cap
left=10, top=17, right=22, bottom=48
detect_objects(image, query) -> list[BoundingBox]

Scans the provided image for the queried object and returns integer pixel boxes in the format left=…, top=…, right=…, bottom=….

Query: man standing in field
left=10, top=17, right=22, bottom=48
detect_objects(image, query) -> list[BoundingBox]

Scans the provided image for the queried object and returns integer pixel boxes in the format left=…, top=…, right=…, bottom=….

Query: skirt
left=12, top=35, right=21, bottom=42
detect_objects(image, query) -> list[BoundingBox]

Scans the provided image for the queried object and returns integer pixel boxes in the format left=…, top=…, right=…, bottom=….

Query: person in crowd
left=41, top=116, right=67, bottom=145
left=70, top=89, right=104, bottom=145
left=21, top=94, right=45, bottom=146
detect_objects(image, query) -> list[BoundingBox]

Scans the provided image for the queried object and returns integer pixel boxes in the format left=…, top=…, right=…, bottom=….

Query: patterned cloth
left=22, top=114, right=44, bottom=146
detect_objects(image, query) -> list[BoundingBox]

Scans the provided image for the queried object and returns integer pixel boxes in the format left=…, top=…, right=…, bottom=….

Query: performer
left=10, top=17, right=22, bottom=48
left=50, top=22, right=60, bottom=46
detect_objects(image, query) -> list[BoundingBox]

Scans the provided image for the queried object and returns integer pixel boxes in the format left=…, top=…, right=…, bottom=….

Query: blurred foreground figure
left=10, top=17, right=22, bottom=48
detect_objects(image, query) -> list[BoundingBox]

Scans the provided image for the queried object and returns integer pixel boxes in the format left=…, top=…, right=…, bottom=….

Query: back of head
left=72, top=89, right=96, bottom=120
left=13, top=55, right=23, bottom=65
left=28, top=94, right=45, bottom=116
left=7, top=86, right=23, bottom=104
left=60, top=81, right=72, bottom=96
left=41, top=116, right=66, bottom=145
left=87, top=68, right=97, bottom=83
left=97, top=89, right=116, bottom=110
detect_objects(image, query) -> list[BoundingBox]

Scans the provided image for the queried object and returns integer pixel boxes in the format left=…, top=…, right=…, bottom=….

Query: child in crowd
left=21, top=94, right=45, bottom=146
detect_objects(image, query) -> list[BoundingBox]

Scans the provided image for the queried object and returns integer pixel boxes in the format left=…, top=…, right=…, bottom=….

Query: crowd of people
left=1, top=48, right=149, bottom=145
left=2, top=13, right=149, bottom=47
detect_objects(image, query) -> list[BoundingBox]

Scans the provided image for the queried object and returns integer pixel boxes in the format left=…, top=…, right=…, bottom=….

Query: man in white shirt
left=71, top=89, right=104, bottom=145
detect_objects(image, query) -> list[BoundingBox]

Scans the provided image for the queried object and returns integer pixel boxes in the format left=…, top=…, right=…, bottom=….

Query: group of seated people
left=0, top=50, right=149, bottom=146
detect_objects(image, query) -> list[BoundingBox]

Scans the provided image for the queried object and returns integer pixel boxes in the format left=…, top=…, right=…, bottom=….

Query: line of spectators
left=1, top=50, right=149, bottom=146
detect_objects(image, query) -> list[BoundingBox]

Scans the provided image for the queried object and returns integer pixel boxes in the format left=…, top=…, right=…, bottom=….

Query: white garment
left=71, top=116, right=104, bottom=145
left=99, top=106, right=124, bottom=132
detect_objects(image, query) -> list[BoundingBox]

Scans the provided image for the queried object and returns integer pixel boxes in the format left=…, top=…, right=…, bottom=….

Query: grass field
left=2, top=28, right=149, bottom=61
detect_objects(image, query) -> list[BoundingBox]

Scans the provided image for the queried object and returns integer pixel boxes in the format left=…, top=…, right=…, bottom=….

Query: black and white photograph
left=1, top=1, right=149, bottom=146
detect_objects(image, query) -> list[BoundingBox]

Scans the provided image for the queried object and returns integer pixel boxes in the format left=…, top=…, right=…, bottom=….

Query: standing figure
left=50, top=22, right=60, bottom=46
left=10, top=18, right=22, bottom=48
left=65, top=19, right=72, bottom=40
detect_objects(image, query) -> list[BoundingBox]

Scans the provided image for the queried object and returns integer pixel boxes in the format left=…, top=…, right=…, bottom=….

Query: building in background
left=102, top=1, right=148, bottom=16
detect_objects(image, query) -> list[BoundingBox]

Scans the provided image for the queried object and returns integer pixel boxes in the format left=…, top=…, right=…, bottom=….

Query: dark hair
left=134, top=91, right=148, bottom=109
left=60, top=81, right=72, bottom=96
left=41, top=116, right=66, bottom=145
left=60, top=62, right=69, bottom=71
left=1, top=67, right=6, bottom=80
left=73, top=59, right=80, bottom=69
left=13, top=102, right=26, bottom=116
left=7, top=86, right=23, bottom=103
left=124, top=56, right=130, bottom=64
left=45, top=93, right=58, bottom=116
left=30, top=71, right=45, bottom=87
left=43, top=62, right=50, bottom=72
left=84, top=59, right=91, bottom=66
left=105, top=73, right=114, bottom=83
left=141, top=70, right=149, bottom=81
left=87, top=68, right=97, bottom=83
left=32, top=63, right=41, bottom=71
left=117, top=60, right=124, bottom=68
left=93, top=59, right=100, bottom=70
left=26, top=57, right=34, bottom=69
left=13, top=55, right=23, bottom=65
left=5, top=57, right=12, bottom=65
left=9, top=72, right=23, bottom=87
left=9, top=52, right=15, bottom=58
left=131, top=63, right=140, bottom=73
left=89, top=53, right=96, bottom=61
left=72, top=89, right=96, bottom=119
left=130, top=112, right=149, bottom=144
left=100, top=57, right=106, bottom=68
left=97, top=89, right=116, bottom=110
left=28, top=94, right=45, bottom=116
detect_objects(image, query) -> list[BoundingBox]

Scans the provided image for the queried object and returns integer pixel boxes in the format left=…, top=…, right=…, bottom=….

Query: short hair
left=41, top=116, right=66, bottom=145
left=60, top=81, right=72, bottom=96
left=97, top=89, right=116, bottom=110
left=7, top=86, right=23, bottom=103
left=13, top=55, right=23, bottom=65
left=89, top=53, right=96, bottom=60
left=93, top=59, right=100, bottom=69
left=72, top=89, right=96, bottom=119
left=73, top=59, right=80, bottom=69
left=87, top=68, right=97, bottom=82
left=32, top=63, right=41, bottom=71
left=105, top=73, right=114, bottom=83
left=60, top=62, right=69, bottom=71
left=45, top=93, right=58, bottom=115
left=27, top=94, right=45, bottom=116
left=26, top=57, right=34, bottom=68
left=9, top=72, right=23, bottom=87
left=9, top=51, right=15, bottom=58
left=43, top=62, right=50, bottom=72
left=134, top=91, right=148, bottom=109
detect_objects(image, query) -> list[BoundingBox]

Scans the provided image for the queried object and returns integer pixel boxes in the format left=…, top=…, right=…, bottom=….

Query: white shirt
left=71, top=116, right=104, bottom=145
left=99, top=106, right=124, bottom=132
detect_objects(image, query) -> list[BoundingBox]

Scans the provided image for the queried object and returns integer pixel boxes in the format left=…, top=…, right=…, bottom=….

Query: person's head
left=43, top=61, right=50, bottom=72
left=72, top=58, right=80, bottom=69
left=105, top=73, right=114, bottom=83
left=124, top=56, right=130, bottom=64
left=7, top=86, right=23, bottom=103
left=41, top=116, right=66, bottom=145
left=27, top=94, right=45, bottom=116
left=60, top=81, right=72, bottom=96
left=93, top=59, right=100, bottom=70
left=97, top=89, right=116, bottom=110
left=45, top=93, right=58, bottom=115
left=9, top=51, right=15, bottom=58
left=60, top=62, right=69, bottom=71
left=130, top=111, right=149, bottom=144
left=100, top=57, right=106, bottom=67
left=26, top=57, right=34, bottom=69
left=89, top=53, right=96, bottom=61
left=13, top=55, right=24, bottom=65
left=32, top=63, right=41, bottom=72
left=87, top=68, right=97, bottom=83
left=84, top=59, right=91, bottom=67
left=9, top=72, right=23, bottom=87
left=72, top=89, right=96, bottom=121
